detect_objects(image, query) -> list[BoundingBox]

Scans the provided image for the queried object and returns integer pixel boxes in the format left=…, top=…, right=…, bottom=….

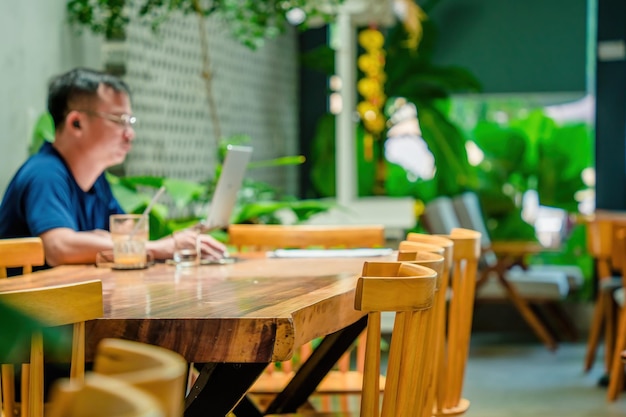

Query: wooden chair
left=227, top=224, right=386, bottom=412
left=47, top=372, right=164, bottom=417
left=0, top=279, right=103, bottom=417
left=454, top=192, right=582, bottom=344
left=307, top=246, right=444, bottom=413
left=227, top=224, right=385, bottom=252
left=267, top=260, right=438, bottom=417
left=423, top=194, right=573, bottom=351
left=584, top=216, right=621, bottom=373
left=606, top=225, right=626, bottom=400
left=402, top=234, right=454, bottom=417
left=0, top=237, right=45, bottom=278
left=394, top=250, right=446, bottom=417
left=92, top=338, right=188, bottom=417
left=431, top=228, right=481, bottom=416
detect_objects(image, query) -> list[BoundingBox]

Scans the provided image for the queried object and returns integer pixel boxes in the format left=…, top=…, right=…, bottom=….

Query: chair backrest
left=0, top=237, right=45, bottom=278
left=423, top=195, right=497, bottom=269
left=357, top=261, right=437, bottom=417
left=613, top=227, right=626, bottom=287
left=586, top=216, right=616, bottom=279
left=451, top=192, right=492, bottom=249
left=421, top=197, right=461, bottom=236
left=229, top=223, right=386, bottom=386
left=393, top=251, right=445, bottom=417
left=397, top=240, right=445, bottom=260
left=48, top=372, right=164, bottom=417
left=437, top=228, right=481, bottom=414
left=227, top=224, right=386, bottom=252
left=0, top=279, right=103, bottom=417
left=401, top=233, right=454, bottom=417
left=93, top=338, right=188, bottom=417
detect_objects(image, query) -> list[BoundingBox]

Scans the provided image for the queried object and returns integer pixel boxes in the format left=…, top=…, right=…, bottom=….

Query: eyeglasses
left=77, top=110, right=137, bottom=128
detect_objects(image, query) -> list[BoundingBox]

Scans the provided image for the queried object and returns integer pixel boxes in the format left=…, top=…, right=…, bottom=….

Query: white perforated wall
left=121, top=10, right=299, bottom=194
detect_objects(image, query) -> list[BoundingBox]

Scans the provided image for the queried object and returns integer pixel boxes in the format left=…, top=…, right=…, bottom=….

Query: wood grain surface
left=0, top=256, right=392, bottom=364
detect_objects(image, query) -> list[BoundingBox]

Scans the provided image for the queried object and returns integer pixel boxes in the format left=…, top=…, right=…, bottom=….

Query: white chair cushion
left=528, top=264, right=585, bottom=289
left=476, top=266, right=570, bottom=300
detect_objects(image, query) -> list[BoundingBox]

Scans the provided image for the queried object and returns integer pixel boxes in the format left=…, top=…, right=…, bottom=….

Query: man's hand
left=146, top=230, right=228, bottom=261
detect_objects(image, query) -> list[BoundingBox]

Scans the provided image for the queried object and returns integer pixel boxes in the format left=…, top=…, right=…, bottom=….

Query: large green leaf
left=472, top=121, right=528, bottom=177
left=108, top=178, right=151, bottom=213
left=288, top=200, right=337, bottom=222
left=232, top=199, right=334, bottom=225
left=537, top=123, right=592, bottom=211
left=0, top=301, right=71, bottom=363
left=417, top=104, right=477, bottom=199
left=488, top=208, right=537, bottom=241
left=118, top=176, right=164, bottom=189
left=248, top=156, right=306, bottom=169
left=310, top=114, right=336, bottom=197
left=29, top=113, right=55, bottom=155
left=163, top=178, right=206, bottom=209
left=384, top=160, right=437, bottom=201
left=300, top=45, right=335, bottom=76
left=511, top=110, right=556, bottom=175
left=309, top=114, right=379, bottom=198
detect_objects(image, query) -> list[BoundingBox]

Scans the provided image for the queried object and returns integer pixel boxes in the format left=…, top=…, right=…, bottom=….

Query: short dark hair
left=47, top=68, right=132, bottom=129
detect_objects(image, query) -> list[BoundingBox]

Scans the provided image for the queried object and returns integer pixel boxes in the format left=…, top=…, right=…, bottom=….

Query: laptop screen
left=201, top=145, right=253, bottom=230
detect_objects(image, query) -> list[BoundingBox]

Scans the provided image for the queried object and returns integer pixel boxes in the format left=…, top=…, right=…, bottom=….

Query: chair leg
left=585, top=292, right=607, bottom=371
left=543, top=302, right=579, bottom=342
left=607, top=307, right=626, bottom=401
left=528, top=303, right=561, bottom=342
left=605, top=295, right=617, bottom=374
left=2, top=365, right=15, bottom=417
left=497, top=275, right=558, bottom=350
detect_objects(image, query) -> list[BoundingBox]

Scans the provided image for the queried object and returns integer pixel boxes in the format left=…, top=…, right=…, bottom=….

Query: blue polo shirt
left=0, top=142, right=124, bottom=240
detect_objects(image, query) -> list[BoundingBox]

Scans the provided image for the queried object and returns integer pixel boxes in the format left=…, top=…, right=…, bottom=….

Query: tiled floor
left=463, top=334, right=625, bottom=417
left=309, top=333, right=626, bottom=416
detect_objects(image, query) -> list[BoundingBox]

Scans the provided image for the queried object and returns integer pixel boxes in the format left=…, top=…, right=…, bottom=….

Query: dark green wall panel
left=428, top=0, right=588, bottom=93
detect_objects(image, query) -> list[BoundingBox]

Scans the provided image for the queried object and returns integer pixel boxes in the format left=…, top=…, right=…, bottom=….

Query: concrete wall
left=0, top=0, right=102, bottom=194
left=0, top=2, right=299, bottom=198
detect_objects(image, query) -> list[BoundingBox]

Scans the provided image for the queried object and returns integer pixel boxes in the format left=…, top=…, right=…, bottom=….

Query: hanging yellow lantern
left=358, top=29, right=385, bottom=51
left=357, top=26, right=386, bottom=166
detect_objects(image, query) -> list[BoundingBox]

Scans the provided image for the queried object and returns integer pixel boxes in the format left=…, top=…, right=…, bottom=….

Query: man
left=0, top=68, right=226, bottom=267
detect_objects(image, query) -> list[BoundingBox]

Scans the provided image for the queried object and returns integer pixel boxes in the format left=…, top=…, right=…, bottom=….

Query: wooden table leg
left=185, top=362, right=267, bottom=417
left=263, top=316, right=368, bottom=415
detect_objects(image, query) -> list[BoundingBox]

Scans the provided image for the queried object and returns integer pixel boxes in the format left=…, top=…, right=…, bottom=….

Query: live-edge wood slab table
left=0, top=255, right=390, bottom=416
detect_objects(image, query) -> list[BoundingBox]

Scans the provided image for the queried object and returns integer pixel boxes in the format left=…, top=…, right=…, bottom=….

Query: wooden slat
left=0, top=237, right=44, bottom=278
left=438, top=228, right=481, bottom=415
left=404, top=233, right=454, bottom=417
left=228, top=224, right=385, bottom=251
left=0, top=280, right=103, bottom=327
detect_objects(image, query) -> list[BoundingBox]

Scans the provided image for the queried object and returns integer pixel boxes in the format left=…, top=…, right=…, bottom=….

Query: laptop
left=200, top=145, right=253, bottom=231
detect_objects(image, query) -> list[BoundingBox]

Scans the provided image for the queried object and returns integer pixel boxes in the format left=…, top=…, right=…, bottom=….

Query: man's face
left=81, top=85, right=136, bottom=167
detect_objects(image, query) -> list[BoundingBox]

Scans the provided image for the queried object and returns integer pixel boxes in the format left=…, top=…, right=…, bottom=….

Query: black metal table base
left=185, top=362, right=267, bottom=417
left=184, top=316, right=367, bottom=417
left=239, top=316, right=368, bottom=416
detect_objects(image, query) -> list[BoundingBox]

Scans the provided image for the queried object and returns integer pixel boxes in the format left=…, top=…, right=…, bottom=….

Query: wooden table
left=0, top=256, right=386, bottom=416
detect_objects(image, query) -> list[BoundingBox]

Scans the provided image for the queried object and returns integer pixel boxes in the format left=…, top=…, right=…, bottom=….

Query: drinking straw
left=130, top=185, right=166, bottom=237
